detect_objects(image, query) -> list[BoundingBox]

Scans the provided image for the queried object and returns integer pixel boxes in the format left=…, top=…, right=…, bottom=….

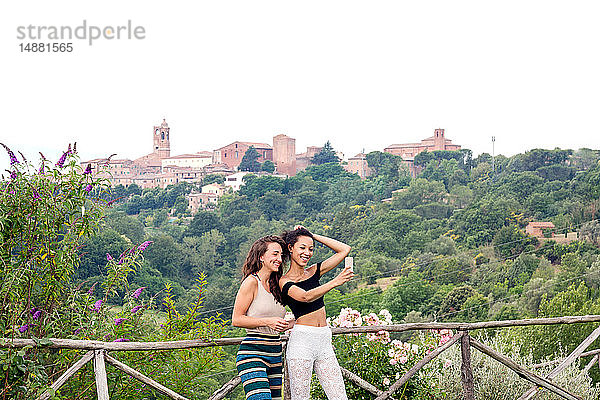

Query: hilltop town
left=82, top=119, right=462, bottom=211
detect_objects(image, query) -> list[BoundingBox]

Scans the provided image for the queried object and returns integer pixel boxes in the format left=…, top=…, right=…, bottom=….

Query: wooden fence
left=3, top=315, right=600, bottom=400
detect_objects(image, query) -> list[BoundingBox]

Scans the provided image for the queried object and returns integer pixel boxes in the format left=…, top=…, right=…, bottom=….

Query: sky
left=1, top=0, right=599, bottom=167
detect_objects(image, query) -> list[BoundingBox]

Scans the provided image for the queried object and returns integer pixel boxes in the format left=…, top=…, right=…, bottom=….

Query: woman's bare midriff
left=295, top=308, right=327, bottom=327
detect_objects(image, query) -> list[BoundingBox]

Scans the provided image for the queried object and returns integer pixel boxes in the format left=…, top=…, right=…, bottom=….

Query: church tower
left=433, top=128, right=445, bottom=151
left=153, top=119, right=171, bottom=158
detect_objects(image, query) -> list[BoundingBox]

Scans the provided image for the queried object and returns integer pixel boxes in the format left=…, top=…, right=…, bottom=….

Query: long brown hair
left=242, top=235, right=288, bottom=304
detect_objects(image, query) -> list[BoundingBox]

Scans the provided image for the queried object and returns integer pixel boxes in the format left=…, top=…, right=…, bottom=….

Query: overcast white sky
left=1, top=0, right=599, bottom=167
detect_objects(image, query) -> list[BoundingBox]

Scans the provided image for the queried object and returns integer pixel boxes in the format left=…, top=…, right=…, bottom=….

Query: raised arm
left=281, top=266, right=353, bottom=303
left=232, top=277, right=288, bottom=332
left=312, top=232, right=351, bottom=275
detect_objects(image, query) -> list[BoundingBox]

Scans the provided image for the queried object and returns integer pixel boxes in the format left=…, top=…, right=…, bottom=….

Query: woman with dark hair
left=273, top=226, right=353, bottom=400
left=232, top=235, right=293, bottom=400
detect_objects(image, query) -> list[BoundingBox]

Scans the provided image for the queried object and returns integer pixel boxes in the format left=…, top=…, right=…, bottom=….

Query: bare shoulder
left=240, top=275, right=258, bottom=291
left=279, top=276, right=293, bottom=288
left=306, top=263, right=318, bottom=276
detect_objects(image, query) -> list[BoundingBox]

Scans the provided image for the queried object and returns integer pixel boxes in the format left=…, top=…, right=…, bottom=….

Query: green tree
left=77, top=228, right=128, bottom=280
left=184, top=210, right=222, bottom=237
left=492, top=225, right=538, bottom=258
left=238, top=145, right=261, bottom=172
left=297, top=162, right=352, bottom=182
left=261, top=159, right=275, bottom=173
left=365, top=151, right=404, bottom=178
left=239, top=175, right=284, bottom=199
left=107, top=210, right=146, bottom=243
left=257, top=190, right=288, bottom=220
left=572, top=148, right=600, bottom=171
left=144, top=234, right=182, bottom=279
left=311, top=141, right=340, bottom=165
left=202, top=173, right=225, bottom=186
left=438, top=285, right=478, bottom=319
left=380, top=271, right=434, bottom=320
left=453, top=196, right=521, bottom=247
left=520, top=282, right=600, bottom=361
left=392, top=178, right=447, bottom=209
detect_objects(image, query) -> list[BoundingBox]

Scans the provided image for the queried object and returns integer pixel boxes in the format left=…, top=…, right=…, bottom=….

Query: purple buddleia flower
left=56, top=151, right=68, bottom=168
left=39, top=165, right=44, bottom=174
left=92, top=299, right=102, bottom=312
left=18, top=151, right=27, bottom=163
left=32, top=188, right=40, bottom=200
left=128, top=246, right=136, bottom=255
left=131, top=305, right=143, bottom=314
left=114, top=318, right=126, bottom=325
left=113, top=338, right=129, bottom=342
left=132, top=287, right=146, bottom=299
left=84, top=184, right=92, bottom=192
left=73, top=327, right=83, bottom=335
left=84, top=164, right=92, bottom=175
left=29, top=307, right=37, bottom=315
left=106, top=253, right=113, bottom=262
left=1, top=143, right=19, bottom=166
left=18, top=324, right=29, bottom=333
left=118, top=249, right=128, bottom=260
left=32, top=310, right=42, bottom=320
left=10, top=170, right=16, bottom=180
left=137, top=241, right=153, bottom=252
left=87, top=282, right=97, bottom=295
left=73, top=142, right=77, bottom=154
left=67, top=143, right=72, bottom=154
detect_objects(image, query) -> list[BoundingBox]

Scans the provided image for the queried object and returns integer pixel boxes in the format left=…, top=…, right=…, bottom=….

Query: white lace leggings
left=285, top=325, right=348, bottom=400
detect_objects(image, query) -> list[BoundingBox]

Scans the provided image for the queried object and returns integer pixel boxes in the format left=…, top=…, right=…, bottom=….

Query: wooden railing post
left=460, top=332, right=475, bottom=400
left=374, top=332, right=464, bottom=400
left=580, top=354, right=598, bottom=377
left=36, top=351, right=95, bottom=400
left=518, top=324, right=600, bottom=400
left=93, top=350, right=110, bottom=400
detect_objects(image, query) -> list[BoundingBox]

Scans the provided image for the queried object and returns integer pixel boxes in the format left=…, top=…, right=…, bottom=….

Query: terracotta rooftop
left=527, top=222, right=556, bottom=228
left=163, top=152, right=212, bottom=159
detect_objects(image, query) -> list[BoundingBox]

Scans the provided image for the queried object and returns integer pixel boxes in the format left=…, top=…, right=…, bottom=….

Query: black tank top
left=281, top=263, right=325, bottom=318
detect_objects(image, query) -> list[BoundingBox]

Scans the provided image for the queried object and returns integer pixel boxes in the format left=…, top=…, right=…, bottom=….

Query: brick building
left=161, top=152, right=213, bottom=169
left=384, top=129, right=460, bottom=159
left=82, top=119, right=224, bottom=189
left=295, top=146, right=322, bottom=173
left=213, top=142, right=273, bottom=170
left=525, top=222, right=556, bottom=238
left=384, top=129, right=461, bottom=176
left=344, top=153, right=372, bottom=179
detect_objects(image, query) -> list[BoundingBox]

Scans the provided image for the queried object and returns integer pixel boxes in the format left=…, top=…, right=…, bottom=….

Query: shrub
left=0, top=145, right=229, bottom=399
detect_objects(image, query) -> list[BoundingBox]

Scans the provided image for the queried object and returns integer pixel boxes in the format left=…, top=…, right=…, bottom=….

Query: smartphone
left=345, top=257, right=354, bottom=272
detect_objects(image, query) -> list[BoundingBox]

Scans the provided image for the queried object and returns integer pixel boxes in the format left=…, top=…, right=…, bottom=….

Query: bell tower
left=153, top=119, right=171, bottom=158
left=433, top=128, right=445, bottom=151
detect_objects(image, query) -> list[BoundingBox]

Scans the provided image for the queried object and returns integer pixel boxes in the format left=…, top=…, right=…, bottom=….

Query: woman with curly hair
left=232, top=235, right=293, bottom=400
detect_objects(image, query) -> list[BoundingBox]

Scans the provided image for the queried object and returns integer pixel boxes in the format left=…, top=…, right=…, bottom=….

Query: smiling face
left=289, top=235, right=314, bottom=267
left=259, top=242, right=283, bottom=273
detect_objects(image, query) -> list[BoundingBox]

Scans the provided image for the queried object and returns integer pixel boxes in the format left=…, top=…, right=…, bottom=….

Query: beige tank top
left=246, top=274, right=286, bottom=335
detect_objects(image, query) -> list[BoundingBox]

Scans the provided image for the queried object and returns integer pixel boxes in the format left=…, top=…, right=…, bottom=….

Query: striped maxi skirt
left=236, top=333, right=283, bottom=400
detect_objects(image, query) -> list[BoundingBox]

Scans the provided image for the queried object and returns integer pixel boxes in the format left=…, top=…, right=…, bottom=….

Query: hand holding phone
left=345, top=257, right=353, bottom=272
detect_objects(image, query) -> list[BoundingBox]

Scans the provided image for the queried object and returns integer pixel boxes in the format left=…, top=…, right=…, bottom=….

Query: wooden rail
left=2, top=314, right=600, bottom=400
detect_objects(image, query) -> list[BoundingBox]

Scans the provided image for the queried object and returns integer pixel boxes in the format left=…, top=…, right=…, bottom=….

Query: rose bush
left=310, top=307, right=450, bottom=399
